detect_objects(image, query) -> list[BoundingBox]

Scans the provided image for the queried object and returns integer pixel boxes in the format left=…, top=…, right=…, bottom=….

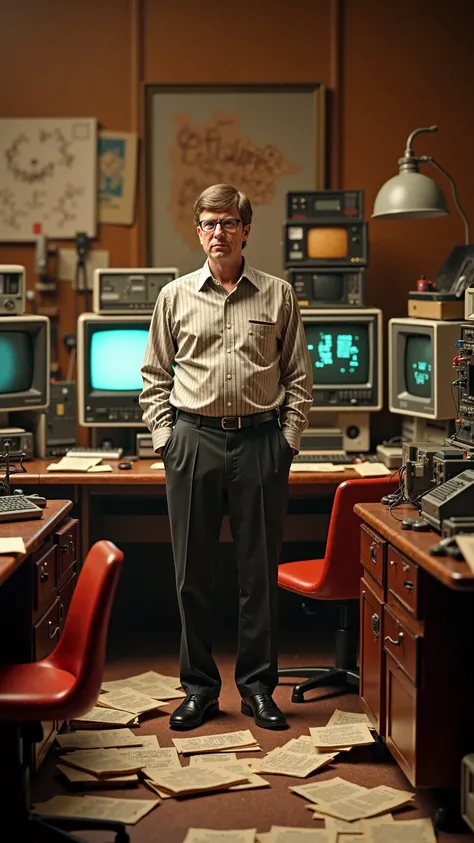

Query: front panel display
left=0, top=265, right=25, bottom=315
left=284, top=221, right=368, bottom=267
left=287, top=190, right=364, bottom=221
left=93, top=267, right=179, bottom=314
left=287, top=268, right=365, bottom=307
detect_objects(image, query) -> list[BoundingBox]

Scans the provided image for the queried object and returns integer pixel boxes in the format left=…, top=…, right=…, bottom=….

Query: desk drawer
left=360, top=525, right=385, bottom=588
left=58, top=572, right=76, bottom=636
left=34, top=597, right=60, bottom=660
left=34, top=545, right=57, bottom=612
left=55, top=518, right=78, bottom=588
left=387, top=546, right=419, bottom=616
left=383, top=605, right=422, bottom=685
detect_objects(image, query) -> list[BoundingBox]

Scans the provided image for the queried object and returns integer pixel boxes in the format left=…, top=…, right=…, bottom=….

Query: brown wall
left=1, top=0, right=473, bottom=444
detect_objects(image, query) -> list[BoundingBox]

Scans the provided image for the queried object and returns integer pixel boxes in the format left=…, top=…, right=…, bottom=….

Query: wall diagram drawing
left=0, top=117, right=97, bottom=242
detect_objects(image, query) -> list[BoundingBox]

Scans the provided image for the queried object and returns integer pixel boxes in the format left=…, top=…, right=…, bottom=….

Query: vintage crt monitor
left=284, top=220, right=368, bottom=268
left=287, top=267, right=365, bottom=308
left=389, top=318, right=463, bottom=420
left=77, top=313, right=150, bottom=427
left=93, top=267, right=179, bottom=315
left=0, top=265, right=25, bottom=316
left=0, top=315, right=50, bottom=413
left=303, top=308, right=382, bottom=411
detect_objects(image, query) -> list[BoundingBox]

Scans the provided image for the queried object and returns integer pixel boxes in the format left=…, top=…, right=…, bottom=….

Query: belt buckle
left=221, top=416, right=241, bottom=430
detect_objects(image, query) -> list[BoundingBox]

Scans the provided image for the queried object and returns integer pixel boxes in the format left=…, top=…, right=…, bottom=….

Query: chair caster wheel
left=291, top=691, right=304, bottom=703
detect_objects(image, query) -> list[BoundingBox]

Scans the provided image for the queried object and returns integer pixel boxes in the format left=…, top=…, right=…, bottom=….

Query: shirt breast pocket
left=246, top=321, right=277, bottom=365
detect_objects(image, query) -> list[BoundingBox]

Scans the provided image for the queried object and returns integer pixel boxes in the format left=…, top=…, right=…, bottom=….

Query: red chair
left=278, top=477, right=398, bottom=702
left=0, top=540, right=127, bottom=842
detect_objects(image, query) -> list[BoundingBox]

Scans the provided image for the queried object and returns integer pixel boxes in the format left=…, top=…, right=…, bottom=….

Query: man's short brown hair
left=193, top=184, right=253, bottom=227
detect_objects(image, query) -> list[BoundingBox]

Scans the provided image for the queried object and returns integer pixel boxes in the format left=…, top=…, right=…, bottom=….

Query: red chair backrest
left=315, top=476, right=399, bottom=600
left=48, top=539, right=124, bottom=716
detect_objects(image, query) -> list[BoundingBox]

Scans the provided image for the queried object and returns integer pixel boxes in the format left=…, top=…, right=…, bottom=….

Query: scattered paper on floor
left=60, top=748, right=144, bottom=777
left=291, top=777, right=368, bottom=805
left=172, top=729, right=258, bottom=755
left=56, top=728, right=143, bottom=750
left=56, top=763, right=138, bottom=788
left=309, top=724, right=375, bottom=749
left=183, top=830, right=257, bottom=843
left=313, top=785, right=415, bottom=821
left=97, top=688, right=169, bottom=715
left=326, top=710, right=372, bottom=729
left=32, top=794, right=160, bottom=824
left=361, top=817, right=436, bottom=843
left=69, top=706, right=138, bottom=728
left=144, top=765, right=249, bottom=796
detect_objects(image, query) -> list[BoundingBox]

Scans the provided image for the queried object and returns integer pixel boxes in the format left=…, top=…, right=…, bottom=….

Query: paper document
left=455, top=534, right=474, bottom=573
left=97, top=688, right=169, bottom=715
left=352, top=462, right=391, bottom=477
left=189, top=752, right=238, bottom=764
left=0, top=537, right=26, bottom=554
left=291, top=777, right=368, bottom=805
left=69, top=706, right=139, bottom=727
left=309, top=724, right=375, bottom=748
left=145, top=765, right=249, bottom=796
left=290, top=463, right=346, bottom=473
left=268, top=829, right=332, bottom=842
left=46, top=457, right=102, bottom=472
left=172, top=729, right=258, bottom=755
left=326, top=710, right=372, bottom=728
left=150, top=461, right=165, bottom=470
left=313, top=785, right=414, bottom=821
left=87, top=464, right=113, bottom=473
left=56, top=763, right=138, bottom=787
left=362, top=817, right=436, bottom=843
left=32, top=794, right=159, bottom=824
left=60, top=748, right=144, bottom=777
left=183, top=830, right=257, bottom=843
left=101, top=675, right=185, bottom=700
left=56, top=728, right=143, bottom=750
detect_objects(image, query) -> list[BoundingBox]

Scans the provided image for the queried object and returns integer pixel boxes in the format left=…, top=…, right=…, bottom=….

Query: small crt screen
left=404, top=334, right=432, bottom=399
left=90, top=328, right=149, bottom=391
left=307, top=227, right=348, bottom=259
left=312, top=273, right=344, bottom=302
left=0, top=332, right=33, bottom=393
left=306, top=323, right=370, bottom=385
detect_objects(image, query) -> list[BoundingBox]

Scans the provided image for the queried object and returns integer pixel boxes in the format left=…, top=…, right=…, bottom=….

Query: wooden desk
left=355, top=502, right=474, bottom=794
left=16, top=459, right=361, bottom=553
left=0, top=500, right=79, bottom=769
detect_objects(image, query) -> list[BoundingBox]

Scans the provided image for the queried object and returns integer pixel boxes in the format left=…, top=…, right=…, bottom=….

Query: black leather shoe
left=169, top=694, right=219, bottom=730
left=241, top=693, right=287, bottom=729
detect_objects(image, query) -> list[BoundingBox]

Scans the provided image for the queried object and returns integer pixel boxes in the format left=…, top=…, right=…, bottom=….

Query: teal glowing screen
left=404, top=334, right=432, bottom=399
left=0, top=332, right=33, bottom=393
left=305, top=323, right=369, bottom=385
left=90, top=329, right=149, bottom=390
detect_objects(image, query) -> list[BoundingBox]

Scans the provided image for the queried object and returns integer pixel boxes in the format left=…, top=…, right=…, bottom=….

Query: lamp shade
left=372, top=170, right=448, bottom=219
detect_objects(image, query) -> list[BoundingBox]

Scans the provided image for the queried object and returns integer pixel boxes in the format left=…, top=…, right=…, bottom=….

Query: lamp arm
left=404, top=125, right=438, bottom=158
left=429, top=158, right=471, bottom=245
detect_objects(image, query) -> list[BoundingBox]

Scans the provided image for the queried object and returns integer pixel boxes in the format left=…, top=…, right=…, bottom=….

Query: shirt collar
left=196, top=258, right=260, bottom=291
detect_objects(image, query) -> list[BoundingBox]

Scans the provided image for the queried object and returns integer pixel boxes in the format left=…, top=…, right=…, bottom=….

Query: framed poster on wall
left=144, top=83, right=326, bottom=278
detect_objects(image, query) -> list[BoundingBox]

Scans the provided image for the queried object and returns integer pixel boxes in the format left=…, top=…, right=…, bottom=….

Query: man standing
left=140, top=184, right=312, bottom=730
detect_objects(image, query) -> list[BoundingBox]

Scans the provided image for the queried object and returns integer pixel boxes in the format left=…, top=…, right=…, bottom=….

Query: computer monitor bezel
left=77, top=313, right=150, bottom=427
left=301, top=307, right=382, bottom=411
left=0, top=314, right=50, bottom=413
left=389, top=317, right=463, bottom=419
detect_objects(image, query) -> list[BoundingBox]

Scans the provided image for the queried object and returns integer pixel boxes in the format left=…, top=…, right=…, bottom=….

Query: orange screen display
left=307, top=227, right=348, bottom=259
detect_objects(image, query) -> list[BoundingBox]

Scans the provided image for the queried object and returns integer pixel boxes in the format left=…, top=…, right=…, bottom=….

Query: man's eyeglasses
left=198, top=218, right=241, bottom=233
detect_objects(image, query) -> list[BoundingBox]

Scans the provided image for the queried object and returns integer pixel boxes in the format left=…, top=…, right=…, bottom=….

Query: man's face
left=197, top=205, right=251, bottom=262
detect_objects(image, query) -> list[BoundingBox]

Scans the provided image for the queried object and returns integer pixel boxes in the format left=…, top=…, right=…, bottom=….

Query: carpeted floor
left=30, top=623, right=474, bottom=843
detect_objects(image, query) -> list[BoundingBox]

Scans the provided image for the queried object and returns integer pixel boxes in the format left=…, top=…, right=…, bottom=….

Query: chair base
left=278, top=665, right=359, bottom=702
left=9, top=814, right=130, bottom=843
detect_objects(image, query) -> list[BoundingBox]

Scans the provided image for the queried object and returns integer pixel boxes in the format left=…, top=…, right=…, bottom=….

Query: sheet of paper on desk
left=290, top=463, right=346, bottom=473
left=0, top=537, right=26, bottom=554
left=87, top=464, right=113, bottom=472
left=352, top=462, right=391, bottom=477
left=455, top=535, right=474, bottom=573
left=150, top=461, right=165, bottom=470
left=46, top=457, right=103, bottom=472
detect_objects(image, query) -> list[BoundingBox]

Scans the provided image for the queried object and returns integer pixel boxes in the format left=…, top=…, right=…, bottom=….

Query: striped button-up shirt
left=140, top=259, right=313, bottom=452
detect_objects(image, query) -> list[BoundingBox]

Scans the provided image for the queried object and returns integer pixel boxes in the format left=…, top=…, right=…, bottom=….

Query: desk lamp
left=373, top=125, right=473, bottom=300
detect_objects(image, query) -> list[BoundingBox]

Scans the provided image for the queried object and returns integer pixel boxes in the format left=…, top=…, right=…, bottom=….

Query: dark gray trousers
left=163, top=414, right=293, bottom=698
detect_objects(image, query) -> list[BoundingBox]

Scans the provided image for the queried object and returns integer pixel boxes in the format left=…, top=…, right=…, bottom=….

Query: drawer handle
left=60, top=544, right=68, bottom=554
left=40, top=569, right=49, bottom=583
left=404, top=581, right=414, bottom=591
left=48, top=622, right=60, bottom=640
left=371, top=613, right=380, bottom=639
left=389, top=559, right=396, bottom=567
left=369, top=544, right=377, bottom=564
left=402, top=562, right=410, bottom=573
left=385, top=632, right=404, bottom=646
left=59, top=603, right=64, bottom=621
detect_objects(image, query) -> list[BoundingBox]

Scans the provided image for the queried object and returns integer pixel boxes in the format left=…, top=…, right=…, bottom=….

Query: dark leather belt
left=178, top=409, right=278, bottom=431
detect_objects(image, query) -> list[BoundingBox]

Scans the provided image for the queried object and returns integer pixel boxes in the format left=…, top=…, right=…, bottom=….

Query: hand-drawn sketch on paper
left=98, top=130, right=138, bottom=226
left=0, top=118, right=97, bottom=242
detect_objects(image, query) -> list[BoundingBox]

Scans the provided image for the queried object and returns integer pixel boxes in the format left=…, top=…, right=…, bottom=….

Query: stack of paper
left=303, top=784, right=415, bottom=821
left=172, top=729, right=260, bottom=755
left=309, top=724, right=375, bottom=751
left=141, top=765, right=250, bottom=797
left=101, top=670, right=185, bottom=701
left=188, top=757, right=269, bottom=792
left=59, top=748, right=145, bottom=778
left=69, top=707, right=139, bottom=728
left=56, top=728, right=144, bottom=750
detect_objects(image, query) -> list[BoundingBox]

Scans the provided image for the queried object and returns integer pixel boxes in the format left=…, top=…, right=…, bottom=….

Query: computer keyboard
left=0, top=495, right=43, bottom=523
left=65, top=446, right=124, bottom=460
left=293, top=452, right=353, bottom=465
